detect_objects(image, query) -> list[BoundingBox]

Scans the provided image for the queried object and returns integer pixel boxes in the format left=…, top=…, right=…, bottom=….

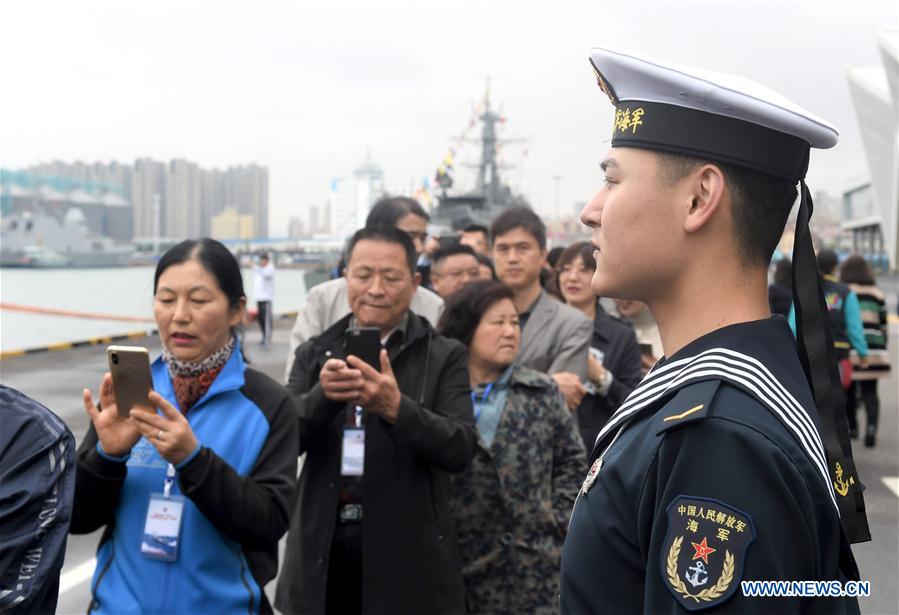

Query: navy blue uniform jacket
left=561, top=318, right=860, bottom=614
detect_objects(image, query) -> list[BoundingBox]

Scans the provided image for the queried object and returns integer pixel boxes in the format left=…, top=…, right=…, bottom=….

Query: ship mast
left=475, top=81, right=503, bottom=208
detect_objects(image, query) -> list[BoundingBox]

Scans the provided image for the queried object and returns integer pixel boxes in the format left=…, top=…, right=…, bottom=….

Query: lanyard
left=163, top=463, right=176, bottom=499
left=470, top=383, right=494, bottom=422
left=353, top=405, right=363, bottom=428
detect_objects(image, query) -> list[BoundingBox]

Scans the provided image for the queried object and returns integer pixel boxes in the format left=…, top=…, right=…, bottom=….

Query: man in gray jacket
left=490, top=207, right=593, bottom=409
left=285, top=197, right=444, bottom=380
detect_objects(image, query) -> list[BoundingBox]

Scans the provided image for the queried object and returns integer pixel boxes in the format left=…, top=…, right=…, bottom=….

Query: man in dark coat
left=275, top=226, right=477, bottom=615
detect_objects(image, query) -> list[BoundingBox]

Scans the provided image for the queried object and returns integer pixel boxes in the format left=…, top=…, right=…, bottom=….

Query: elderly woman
left=556, top=241, right=643, bottom=447
left=438, top=279, right=586, bottom=614
left=72, top=238, right=297, bottom=615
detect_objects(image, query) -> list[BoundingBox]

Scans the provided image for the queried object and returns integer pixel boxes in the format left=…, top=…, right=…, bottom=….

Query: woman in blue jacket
left=72, top=238, right=298, bottom=615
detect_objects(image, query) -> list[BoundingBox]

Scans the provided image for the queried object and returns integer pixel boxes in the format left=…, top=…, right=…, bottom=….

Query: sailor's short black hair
left=657, top=153, right=797, bottom=268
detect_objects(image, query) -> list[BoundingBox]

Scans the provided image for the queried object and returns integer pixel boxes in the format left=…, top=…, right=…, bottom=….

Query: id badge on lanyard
left=141, top=463, right=185, bottom=562
left=341, top=405, right=365, bottom=476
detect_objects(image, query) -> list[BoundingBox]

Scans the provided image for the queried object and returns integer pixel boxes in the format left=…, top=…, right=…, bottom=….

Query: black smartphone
left=107, top=345, right=154, bottom=417
left=345, top=327, right=381, bottom=372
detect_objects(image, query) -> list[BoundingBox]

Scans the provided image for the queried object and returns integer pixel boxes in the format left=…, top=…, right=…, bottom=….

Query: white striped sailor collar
left=590, top=317, right=838, bottom=513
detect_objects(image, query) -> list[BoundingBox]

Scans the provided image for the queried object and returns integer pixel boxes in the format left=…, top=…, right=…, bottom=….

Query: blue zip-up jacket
left=72, top=342, right=298, bottom=615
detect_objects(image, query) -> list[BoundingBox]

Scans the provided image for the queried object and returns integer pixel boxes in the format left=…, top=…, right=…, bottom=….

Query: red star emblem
left=691, top=536, right=717, bottom=564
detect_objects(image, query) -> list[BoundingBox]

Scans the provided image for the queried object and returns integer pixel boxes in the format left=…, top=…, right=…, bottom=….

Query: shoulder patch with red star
left=660, top=495, right=756, bottom=611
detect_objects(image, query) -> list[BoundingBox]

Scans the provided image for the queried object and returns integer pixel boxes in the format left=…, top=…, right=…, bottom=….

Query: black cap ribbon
left=792, top=176, right=870, bottom=555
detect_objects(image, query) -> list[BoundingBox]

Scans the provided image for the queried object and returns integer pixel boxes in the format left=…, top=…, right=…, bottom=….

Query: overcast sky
left=1, top=0, right=895, bottom=234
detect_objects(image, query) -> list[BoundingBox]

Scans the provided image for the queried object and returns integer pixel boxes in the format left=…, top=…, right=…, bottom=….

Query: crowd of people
left=271, top=198, right=658, bottom=614
left=770, top=249, right=892, bottom=448
left=3, top=44, right=893, bottom=615
left=39, top=195, right=666, bottom=615
left=2, top=190, right=888, bottom=613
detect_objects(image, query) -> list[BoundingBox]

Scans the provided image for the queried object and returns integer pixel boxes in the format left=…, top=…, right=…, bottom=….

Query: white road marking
left=882, top=477, right=899, bottom=499
left=59, top=558, right=96, bottom=594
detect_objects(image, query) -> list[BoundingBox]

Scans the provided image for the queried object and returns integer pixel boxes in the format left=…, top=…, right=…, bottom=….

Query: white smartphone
left=107, top=345, right=153, bottom=417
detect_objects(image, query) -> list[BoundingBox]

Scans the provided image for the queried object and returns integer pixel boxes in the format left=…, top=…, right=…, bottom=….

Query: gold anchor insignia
left=666, top=536, right=734, bottom=602
left=833, top=462, right=856, bottom=497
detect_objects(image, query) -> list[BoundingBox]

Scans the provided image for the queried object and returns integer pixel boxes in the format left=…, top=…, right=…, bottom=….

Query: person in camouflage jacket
left=439, top=280, right=587, bottom=614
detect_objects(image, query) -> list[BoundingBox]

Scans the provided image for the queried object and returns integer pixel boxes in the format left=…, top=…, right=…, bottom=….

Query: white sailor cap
left=588, top=47, right=839, bottom=182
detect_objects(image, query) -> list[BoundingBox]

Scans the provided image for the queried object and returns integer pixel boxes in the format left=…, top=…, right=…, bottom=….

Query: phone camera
left=111, top=353, right=119, bottom=365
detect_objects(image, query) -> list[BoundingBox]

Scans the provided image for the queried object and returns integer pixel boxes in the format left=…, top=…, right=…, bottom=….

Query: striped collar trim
left=593, top=347, right=838, bottom=513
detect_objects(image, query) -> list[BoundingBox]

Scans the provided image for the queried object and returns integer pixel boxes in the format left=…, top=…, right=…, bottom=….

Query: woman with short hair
left=73, top=238, right=298, bottom=614
left=438, top=279, right=586, bottom=615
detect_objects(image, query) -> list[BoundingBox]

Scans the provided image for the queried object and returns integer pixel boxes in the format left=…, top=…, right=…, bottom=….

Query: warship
left=430, top=84, right=530, bottom=231
left=0, top=207, right=133, bottom=268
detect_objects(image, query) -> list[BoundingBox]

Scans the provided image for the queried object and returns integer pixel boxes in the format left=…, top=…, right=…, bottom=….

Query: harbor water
left=0, top=267, right=310, bottom=352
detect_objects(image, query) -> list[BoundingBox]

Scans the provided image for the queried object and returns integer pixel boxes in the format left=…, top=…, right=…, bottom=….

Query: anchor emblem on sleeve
left=685, top=561, right=709, bottom=588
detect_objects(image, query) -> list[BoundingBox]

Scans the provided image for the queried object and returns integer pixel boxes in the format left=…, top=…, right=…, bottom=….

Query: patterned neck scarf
left=162, top=336, right=235, bottom=413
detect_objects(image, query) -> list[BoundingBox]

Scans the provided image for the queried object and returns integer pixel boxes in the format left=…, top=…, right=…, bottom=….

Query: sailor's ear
left=683, top=164, right=726, bottom=234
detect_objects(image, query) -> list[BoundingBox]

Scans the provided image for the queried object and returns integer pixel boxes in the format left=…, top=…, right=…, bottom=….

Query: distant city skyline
left=2, top=1, right=895, bottom=236
left=7, top=159, right=268, bottom=240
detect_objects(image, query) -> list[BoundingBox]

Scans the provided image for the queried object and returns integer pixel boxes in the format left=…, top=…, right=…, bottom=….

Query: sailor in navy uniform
left=560, top=48, right=867, bottom=613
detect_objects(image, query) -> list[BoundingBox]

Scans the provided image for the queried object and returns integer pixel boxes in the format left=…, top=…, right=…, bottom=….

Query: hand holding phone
left=107, top=345, right=154, bottom=417
left=342, top=327, right=402, bottom=423
left=82, top=372, right=143, bottom=458
left=345, top=327, right=381, bottom=372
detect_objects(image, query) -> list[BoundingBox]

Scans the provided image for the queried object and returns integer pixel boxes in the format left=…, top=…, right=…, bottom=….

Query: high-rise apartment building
left=131, top=158, right=167, bottom=239
left=166, top=159, right=203, bottom=238
left=17, top=158, right=270, bottom=241
left=223, top=164, right=268, bottom=237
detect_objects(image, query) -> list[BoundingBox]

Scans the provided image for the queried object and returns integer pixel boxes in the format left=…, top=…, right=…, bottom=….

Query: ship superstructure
left=431, top=84, right=530, bottom=230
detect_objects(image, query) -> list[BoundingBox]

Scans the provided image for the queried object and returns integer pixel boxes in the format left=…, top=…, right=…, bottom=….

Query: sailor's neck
left=650, top=270, right=770, bottom=358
